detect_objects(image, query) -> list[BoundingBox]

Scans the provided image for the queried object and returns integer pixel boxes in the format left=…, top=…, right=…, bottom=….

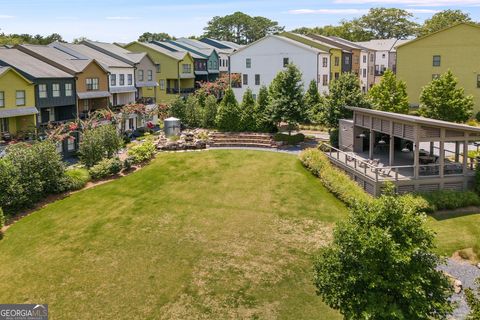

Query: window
left=283, top=57, right=289, bottom=67
left=120, top=74, right=125, bottom=86
left=243, top=74, right=248, bottom=85
left=363, top=55, right=367, bottom=63
left=16, top=90, right=25, bottom=106
left=111, top=74, right=116, bottom=86
left=138, top=70, right=144, bottom=81
left=334, top=72, right=339, bottom=80
left=67, top=137, right=75, bottom=151
left=159, top=79, right=165, bottom=90
left=52, top=83, right=60, bottom=97
left=83, top=99, right=89, bottom=112
left=246, top=58, right=251, bottom=68
left=0, top=118, right=8, bottom=132
left=345, top=56, right=350, bottom=65
left=362, top=68, right=367, bottom=78
left=322, top=74, right=328, bottom=86
left=0, top=91, right=3, bottom=107
left=86, top=78, right=99, bottom=91
left=65, top=83, right=72, bottom=96
left=147, top=70, right=153, bottom=81
left=370, top=54, right=374, bottom=62
left=255, top=74, right=260, bottom=85
left=182, top=64, right=191, bottom=73
left=322, top=57, right=328, bottom=68
left=334, top=57, right=339, bottom=67
left=128, top=74, right=133, bottom=85
left=128, top=118, right=134, bottom=130
left=433, top=55, right=441, bottom=67
left=39, top=84, right=47, bottom=98
left=156, top=64, right=161, bottom=73
left=432, top=74, right=440, bottom=80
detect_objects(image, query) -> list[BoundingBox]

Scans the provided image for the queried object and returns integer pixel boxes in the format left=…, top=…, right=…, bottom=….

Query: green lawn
left=0, top=150, right=347, bottom=319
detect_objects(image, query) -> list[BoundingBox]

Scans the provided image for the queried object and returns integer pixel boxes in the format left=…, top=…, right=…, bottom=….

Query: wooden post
left=439, top=129, right=445, bottom=178
left=389, top=135, right=394, bottom=166
left=455, top=142, right=460, bottom=162
left=463, top=138, right=469, bottom=175
left=429, top=141, right=434, bottom=156
left=369, top=130, right=374, bottom=160
left=414, top=142, right=420, bottom=179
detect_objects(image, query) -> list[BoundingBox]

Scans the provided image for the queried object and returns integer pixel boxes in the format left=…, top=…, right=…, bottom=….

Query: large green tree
left=254, top=86, right=276, bottom=132
left=202, top=12, right=284, bottom=44
left=322, top=73, right=369, bottom=129
left=239, top=89, right=256, bottom=131
left=138, top=32, right=175, bottom=42
left=269, top=64, right=306, bottom=130
left=292, top=20, right=374, bottom=42
left=215, top=88, right=241, bottom=131
left=0, top=32, right=64, bottom=45
left=419, top=10, right=472, bottom=36
left=419, top=70, right=473, bottom=123
left=304, top=80, right=326, bottom=123
left=314, top=187, right=453, bottom=319
left=368, top=70, right=409, bottom=114
left=358, top=8, right=419, bottom=39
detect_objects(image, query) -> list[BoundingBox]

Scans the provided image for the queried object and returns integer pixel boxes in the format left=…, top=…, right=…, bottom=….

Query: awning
left=208, top=70, right=220, bottom=74
left=110, top=86, right=137, bottom=94
left=136, top=81, right=158, bottom=88
left=77, top=91, right=111, bottom=99
left=0, top=106, right=38, bottom=119
left=194, top=71, right=209, bottom=75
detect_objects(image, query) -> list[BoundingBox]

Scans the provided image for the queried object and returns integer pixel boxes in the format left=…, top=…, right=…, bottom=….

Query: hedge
left=274, top=133, right=305, bottom=145
left=415, top=190, right=480, bottom=213
left=299, top=148, right=373, bottom=207
left=89, top=158, right=122, bottom=180
left=127, top=141, right=156, bottom=165
left=65, top=168, right=91, bottom=191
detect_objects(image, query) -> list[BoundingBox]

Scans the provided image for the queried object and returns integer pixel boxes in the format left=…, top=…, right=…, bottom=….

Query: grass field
left=0, top=150, right=347, bottom=319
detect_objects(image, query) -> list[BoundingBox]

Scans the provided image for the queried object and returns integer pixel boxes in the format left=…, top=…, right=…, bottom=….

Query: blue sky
left=1, top=0, right=480, bottom=42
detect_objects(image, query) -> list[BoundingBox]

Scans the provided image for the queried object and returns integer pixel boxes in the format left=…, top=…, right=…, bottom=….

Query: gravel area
left=437, top=258, right=480, bottom=319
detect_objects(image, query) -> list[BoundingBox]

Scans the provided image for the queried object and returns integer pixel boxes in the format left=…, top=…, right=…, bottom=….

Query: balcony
left=166, top=88, right=195, bottom=95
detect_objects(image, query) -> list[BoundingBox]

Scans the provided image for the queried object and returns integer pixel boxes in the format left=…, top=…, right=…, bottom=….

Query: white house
left=52, top=42, right=136, bottom=106
left=229, top=35, right=330, bottom=102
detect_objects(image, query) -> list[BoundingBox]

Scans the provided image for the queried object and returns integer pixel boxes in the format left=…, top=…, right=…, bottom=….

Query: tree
left=292, top=20, right=374, bottom=42
left=313, top=186, right=453, bottom=319
left=184, top=95, right=202, bottom=128
left=138, top=32, right=175, bottom=42
left=368, top=70, right=409, bottom=114
left=304, top=80, right=326, bottom=123
left=79, top=125, right=122, bottom=167
left=419, top=70, right=473, bottom=123
left=0, top=32, right=65, bottom=45
left=254, top=86, right=276, bottom=132
left=203, top=12, right=284, bottom=44
left=215, top=88, right=241, bottom=131
left=202, top=95, right=218, bottom=128
left=239, top=89, right=256, bottom=131
left=73, top=36, right=90, bottom=44
left=358, top=8, right=419, bottom=39
left=465, top=278, right=480, bottom=319
left=322, top=73, right=369, bottom=129
left=169, top=97, right=187, bottom=121
left=419, top=10, right=472, bottom=36
left=269, top=64, right=306, bottom=131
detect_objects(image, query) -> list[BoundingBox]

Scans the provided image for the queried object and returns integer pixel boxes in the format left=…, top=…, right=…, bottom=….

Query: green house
left=122, top=42, right=195, bottom=104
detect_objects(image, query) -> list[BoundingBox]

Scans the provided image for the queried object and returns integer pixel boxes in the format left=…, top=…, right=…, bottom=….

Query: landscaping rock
left=477, top=262, right=480, bottom=269
left=454, top=279, right=463, bottom=294
left=157, top=129, right=209, bottom=151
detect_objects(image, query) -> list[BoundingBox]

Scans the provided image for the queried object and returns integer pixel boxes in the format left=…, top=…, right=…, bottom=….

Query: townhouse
left=16, top=44, right=110, bottom=120
left=0, top=48, right=76, bottom=126
left=178, top=38, right=235, bottom=74
left=123, top=41, right=195, bottom=103
left=281, top=32, right=343, bottom=82
left=51, top=42, right=136, bottom=107
left=356, top=38, right=408, bottom=84
left=229, top=35, right=330, bottom=101
left=0, top=66, right=37, bottom=141
left=164, top=40, right=220, bottom=82
left=396, top=23, right=480, bottom=111
left=79, top=40, right=158, bottom=103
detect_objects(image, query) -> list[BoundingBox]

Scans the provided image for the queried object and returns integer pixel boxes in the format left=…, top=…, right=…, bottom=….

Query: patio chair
left=381, top=167, right=392, bottom=177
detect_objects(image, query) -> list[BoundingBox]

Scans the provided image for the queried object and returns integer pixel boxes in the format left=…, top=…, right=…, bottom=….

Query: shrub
left=0, top=158, right=25, bottom=215
left=64, top=168, right=91, bottom=191
left=0, top=207, right=5, bottom=239
left=216, top=88, right=241, bottom=131
left=123, top=158, right=132, bottom=171
left=274, top=133, right=305, bottom=145
left=476, top=111, right=480, bottom=122
left=202, top=95, right=218, bottom=128
left=79, top=125, right=122, bottom=167
left=416, top=190, right=480, bottom=212
left=89, top=157, right=122, bottom=180
left=299, top=149, right=372, bottom=206
left=329, top=128, right=339, bottom=148
left=127, top=141, right=156, bottom=165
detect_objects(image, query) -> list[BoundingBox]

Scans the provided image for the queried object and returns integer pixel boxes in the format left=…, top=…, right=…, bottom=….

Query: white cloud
left=0, top=15, right=14, bottom=19
left=288, top=8, right=368, bottom=14
left=334, top=0, right=480, bottom=6
left=105, top=16, right=138, bottom=20
left=406, top=9, right=440, bottom=13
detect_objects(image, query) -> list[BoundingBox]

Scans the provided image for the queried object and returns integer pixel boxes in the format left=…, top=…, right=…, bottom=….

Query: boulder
left=454, top=279, right=462, bottom=294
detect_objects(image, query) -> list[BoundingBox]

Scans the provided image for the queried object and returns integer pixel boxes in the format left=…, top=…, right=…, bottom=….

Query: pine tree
left=322, top=72, right=370, bottom=129
left=215, top=88, right=241, bottom=131
left=240, top=89, right=256, bottom=131
left=368, top=70, right=409, bottom=114
left=304, top=79, right=326, bottom=124
left=254, top=86, right=276, bottom=132
left=419, top=70, right=473, bottom=123
left=184, top=95, right=202, bottom=128
left=202, top=95, right=218, bottom=128
left=269, top=64, right=306, bottom=132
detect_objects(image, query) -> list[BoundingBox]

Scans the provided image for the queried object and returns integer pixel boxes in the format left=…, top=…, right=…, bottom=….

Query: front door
left=0, top=118, right=9, bottom=133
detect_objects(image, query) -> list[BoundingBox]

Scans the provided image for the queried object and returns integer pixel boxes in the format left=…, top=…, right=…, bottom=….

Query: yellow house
left=396, top=23, right=480, bottom=111
left=0, top=66, right=37, bottom=139
left=122, top=42, right=195, bottom=104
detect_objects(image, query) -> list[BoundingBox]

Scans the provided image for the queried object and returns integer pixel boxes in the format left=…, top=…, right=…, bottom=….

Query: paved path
left=208, top=146, right=304, bottom=155
left=438, top=259, right=480, bottom=319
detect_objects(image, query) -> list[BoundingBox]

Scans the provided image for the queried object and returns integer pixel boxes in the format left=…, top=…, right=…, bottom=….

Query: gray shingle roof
left=136, top=81, right=158, bottom=87
left=109, top=86, right=137, bottom=94
left=0, top=106, right=38, bottom=119
left=77, top=91, right=111, bottom=99
left=138, top=42, right=187, bottom=60
left=82, top=41, right=148, bottom=64
left=0, top=48, right=73, bottom=79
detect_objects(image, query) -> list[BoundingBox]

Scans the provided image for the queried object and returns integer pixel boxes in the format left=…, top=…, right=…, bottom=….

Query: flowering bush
left=128, top=141, right=156, bottom=165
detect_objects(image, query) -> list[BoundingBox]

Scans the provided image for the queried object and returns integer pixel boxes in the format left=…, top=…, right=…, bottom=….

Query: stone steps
left=209, top=132, right=276, bottom=148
